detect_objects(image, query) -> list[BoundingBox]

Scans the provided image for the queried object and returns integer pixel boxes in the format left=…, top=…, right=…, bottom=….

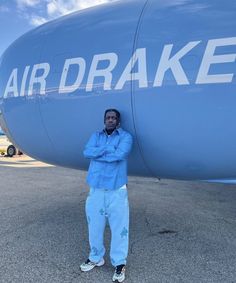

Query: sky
left=0, top=0, right=115, bottom=57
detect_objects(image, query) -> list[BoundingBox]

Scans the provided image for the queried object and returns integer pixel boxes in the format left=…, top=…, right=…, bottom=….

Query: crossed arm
left=83, top=132, right=133, bottom=163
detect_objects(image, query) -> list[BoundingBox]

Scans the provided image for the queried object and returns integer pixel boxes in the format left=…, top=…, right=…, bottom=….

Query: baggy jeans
left=85, top=186, right=129, bottom=267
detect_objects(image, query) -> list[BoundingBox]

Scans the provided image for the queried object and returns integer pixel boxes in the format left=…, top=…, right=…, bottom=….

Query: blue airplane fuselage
left=0, top=0, right=236, bottom=180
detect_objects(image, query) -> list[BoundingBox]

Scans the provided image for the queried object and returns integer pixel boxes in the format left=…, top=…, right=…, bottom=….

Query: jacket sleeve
left=83, top=133, right=106, bottom=159
left=95, top=133, right=133, bottom=163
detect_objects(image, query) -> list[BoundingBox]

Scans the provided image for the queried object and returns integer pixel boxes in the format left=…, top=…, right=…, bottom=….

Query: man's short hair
left=104, top=109, right=121, bottom=122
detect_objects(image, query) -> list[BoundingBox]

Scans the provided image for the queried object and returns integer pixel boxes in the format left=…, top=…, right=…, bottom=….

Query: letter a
left=3, top=68, right=19, bottom=98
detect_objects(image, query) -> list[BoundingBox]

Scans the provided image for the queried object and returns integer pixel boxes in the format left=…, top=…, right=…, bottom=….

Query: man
left=80, top=109, right=133, bottom=282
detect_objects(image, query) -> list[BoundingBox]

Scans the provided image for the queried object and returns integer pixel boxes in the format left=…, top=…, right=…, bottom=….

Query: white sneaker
left=80, top=258, right=105, bottom=272
left=112, top=264, right=126, bottom=282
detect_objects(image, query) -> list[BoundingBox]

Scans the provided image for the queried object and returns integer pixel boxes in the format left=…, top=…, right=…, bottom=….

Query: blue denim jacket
left=84, top=128, right=133, bottom=190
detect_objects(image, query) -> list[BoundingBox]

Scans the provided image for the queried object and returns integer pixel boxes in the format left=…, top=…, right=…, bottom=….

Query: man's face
left=105, top=111, right=119, bottom=131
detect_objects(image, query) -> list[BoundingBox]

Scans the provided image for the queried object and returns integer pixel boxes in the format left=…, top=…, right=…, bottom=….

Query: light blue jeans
left=85, top=186, right=129, bottom=267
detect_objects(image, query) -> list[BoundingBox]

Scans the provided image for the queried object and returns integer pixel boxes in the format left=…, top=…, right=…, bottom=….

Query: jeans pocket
left=118, top=187, right=128, bottom=200
left=88, top=187, right=96, bottom=196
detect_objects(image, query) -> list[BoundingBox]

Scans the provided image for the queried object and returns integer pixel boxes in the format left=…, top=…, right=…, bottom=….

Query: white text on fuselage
left=3, top=37, right=236, bottom=98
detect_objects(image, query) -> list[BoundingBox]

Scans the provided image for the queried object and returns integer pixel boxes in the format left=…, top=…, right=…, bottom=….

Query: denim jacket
left=84, top=128, right=133, bottom=190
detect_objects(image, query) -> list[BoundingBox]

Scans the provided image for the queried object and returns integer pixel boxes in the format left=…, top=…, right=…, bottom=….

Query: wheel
left=7, top=145, right=16, bottom=157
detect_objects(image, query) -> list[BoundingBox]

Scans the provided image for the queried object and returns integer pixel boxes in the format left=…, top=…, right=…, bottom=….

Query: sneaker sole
left=96, top=259, right=105, bottom=267
left=112, top=275, right=125, bottom=282
left=80, top=259, right=105, bottom=272
left=112, top=279, right=125, bottom=283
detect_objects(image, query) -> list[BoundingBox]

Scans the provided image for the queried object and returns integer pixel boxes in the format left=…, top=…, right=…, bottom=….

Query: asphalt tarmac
left=0, top=156, right=236, bottom=283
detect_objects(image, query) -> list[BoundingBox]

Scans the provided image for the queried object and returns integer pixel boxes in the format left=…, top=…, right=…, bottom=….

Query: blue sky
left=0, top=0, right=115, bottom=57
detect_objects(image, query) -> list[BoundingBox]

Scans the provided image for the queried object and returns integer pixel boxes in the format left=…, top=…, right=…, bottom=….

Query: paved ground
left=0, top=155, right=236, bottom=282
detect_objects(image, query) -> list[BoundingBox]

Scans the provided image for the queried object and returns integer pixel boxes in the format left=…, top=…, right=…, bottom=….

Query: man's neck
left=105, top=128, right=115, bottom=135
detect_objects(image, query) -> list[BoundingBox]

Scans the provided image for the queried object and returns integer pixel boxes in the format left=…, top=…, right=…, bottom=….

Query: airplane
left=0, top=0, right=235, bottom=181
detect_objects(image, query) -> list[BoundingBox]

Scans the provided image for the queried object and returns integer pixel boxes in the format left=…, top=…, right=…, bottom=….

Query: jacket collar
left=101, top=127, right=122, bottom=135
